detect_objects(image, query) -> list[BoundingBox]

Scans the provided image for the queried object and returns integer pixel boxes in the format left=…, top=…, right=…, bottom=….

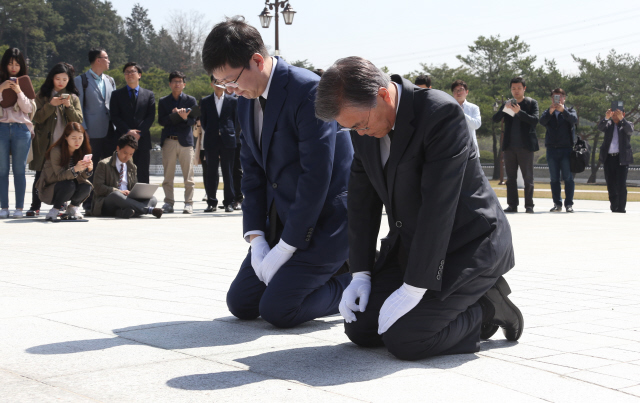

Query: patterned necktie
left=118, top=164, right=124, bottom=189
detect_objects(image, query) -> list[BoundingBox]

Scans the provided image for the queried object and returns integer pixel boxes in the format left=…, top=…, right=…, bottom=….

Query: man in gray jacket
left=75, top=47, right=116, bottom=211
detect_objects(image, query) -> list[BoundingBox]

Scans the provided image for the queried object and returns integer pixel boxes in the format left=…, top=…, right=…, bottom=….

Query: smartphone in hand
left=83, top=154, right=92, bottom=163
left=61, top=94, right=69, bottom=99
left=553, top=95, right=560, bottom=104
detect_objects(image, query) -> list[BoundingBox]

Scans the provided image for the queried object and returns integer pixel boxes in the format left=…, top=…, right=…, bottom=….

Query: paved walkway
left=1, top=175, right=640, bottom=402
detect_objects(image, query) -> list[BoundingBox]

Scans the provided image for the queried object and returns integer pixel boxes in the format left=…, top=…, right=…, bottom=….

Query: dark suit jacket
left=158, top=92, right=197, bottom=147
left=238, top=57, right=353, bottom=264
left=201, top=93, right=238, bottom=149
left=349, top=76, right=514, bottom=298
left=110, top=86, right=156, bottom=150
left=492, top=97, right=540, bottom=152
left=540, top=107, right=578, bottom=148
left=598, top=118, right=635, bottom=165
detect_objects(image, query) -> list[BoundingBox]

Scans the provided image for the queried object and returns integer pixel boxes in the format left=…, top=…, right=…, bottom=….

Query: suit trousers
left=101, top=191, right=157, bottom=217
left=204, top=144, right=235, bottom=207
left=30, top=170, right=42, bottom=211
left=233, top=143, right=243, bottom=202
left=603, top=154, right=629, bottom=213
left=344, top=256, right=497, bottom=360
left=504, top=147, right=535, bottom=208
left=52, top=180, right=92, bottom=210
left=161, top=139, right=194, bottom=205
left=133, top=148, right=151, bottom=184
left=83, top=137, right=109, bottom=210
left=199, top=150, right=208, bottom=195
left=227, top=250, right=351, bottom=328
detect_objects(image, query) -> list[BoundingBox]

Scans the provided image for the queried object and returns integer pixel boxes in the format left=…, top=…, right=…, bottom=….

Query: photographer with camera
left=598, top=103, right=634, bottom=213
left=492, top=77, right=539, bottom=214
left=540, top=88, right=578, bottom=213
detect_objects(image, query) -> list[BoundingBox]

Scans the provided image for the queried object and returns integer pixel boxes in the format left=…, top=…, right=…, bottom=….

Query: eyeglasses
left=214, top=66, right=245, bottom=89
left=452, top=87, right=467, bottom=94
left=338, top=108, right=372, bottom=132
left=124, top=70, right=139, bottom=75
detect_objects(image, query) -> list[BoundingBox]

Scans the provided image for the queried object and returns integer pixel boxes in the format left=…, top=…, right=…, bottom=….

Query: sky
left=111, top=0, right=640, bottom=76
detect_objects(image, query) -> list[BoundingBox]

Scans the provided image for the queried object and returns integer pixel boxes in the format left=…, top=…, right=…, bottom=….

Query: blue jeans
left=0, top=122, right=31, bottom=209
left=546, top=147, right=574, bottom=207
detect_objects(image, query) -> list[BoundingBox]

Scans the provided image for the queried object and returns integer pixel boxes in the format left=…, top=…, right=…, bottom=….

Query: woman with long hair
left=27, top=62, right=83, bottom=216
left=0, top=47, right=36, bottom=218
left=36, top=122, right=93, bottom=220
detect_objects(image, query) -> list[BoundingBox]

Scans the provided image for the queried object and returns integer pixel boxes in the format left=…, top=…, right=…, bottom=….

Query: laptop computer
left=128, top=183, right=159, bottom=200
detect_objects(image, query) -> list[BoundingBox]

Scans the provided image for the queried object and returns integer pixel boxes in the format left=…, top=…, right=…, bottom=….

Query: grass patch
left=489, top=180, right=640, bottom=202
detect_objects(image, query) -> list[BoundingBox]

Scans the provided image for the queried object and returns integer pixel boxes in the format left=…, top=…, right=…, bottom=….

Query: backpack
left=81, top=72, right=116, bottom=109
left=570, top=136, right=591, bottom=173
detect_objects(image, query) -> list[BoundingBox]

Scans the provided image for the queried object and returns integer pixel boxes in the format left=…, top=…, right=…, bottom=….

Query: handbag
left=570, top=136, right=591, bottom=173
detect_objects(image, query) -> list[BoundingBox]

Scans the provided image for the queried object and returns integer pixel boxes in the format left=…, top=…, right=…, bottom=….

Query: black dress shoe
left=151, top=208, right=163, bottom=219
left=479, top=276, right=524, bottom=341
left=550, top=204, right=562, bottom=212
left=115, top=208, right=135, bottom=219
left=566, top=206, right=574, bottom=213
left=225, top=205, right=234, bottom=213
left=232, top=201, right=241, bottom=210
left=204, top=205, right=216, bottom=212
left=503, top=206, right=517, bottom=213
left=480, top=323, right=499, bottom=340
left=525, top=207, right=534, bottom=214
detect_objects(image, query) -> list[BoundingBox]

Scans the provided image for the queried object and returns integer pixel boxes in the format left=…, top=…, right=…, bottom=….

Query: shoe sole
left=493, top=276, right=524, bottom=341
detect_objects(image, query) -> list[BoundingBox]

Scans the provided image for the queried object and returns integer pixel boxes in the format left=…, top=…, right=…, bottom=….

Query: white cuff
left=401, top=283, right=427, bottom=298
left=277, top=238, right=297, bottom=253
left=244, top=230, right=265, bottom=243
left=353, top=271, right=371, bottom=279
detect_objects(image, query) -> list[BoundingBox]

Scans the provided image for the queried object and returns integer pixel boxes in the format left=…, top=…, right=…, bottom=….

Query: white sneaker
left=45, top=209, right=59, bottom=221
left=67, top=205, right=83, bottom=219
left=162, top=203, right=174, bottom=213
left=12, top=210, right=23, bottom=218
left=183, top=204, right=193, bottom=214
left=0, top=209, right=9, bottom=219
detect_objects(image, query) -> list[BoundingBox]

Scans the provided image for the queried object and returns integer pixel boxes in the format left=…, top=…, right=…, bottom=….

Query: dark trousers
left=233, top=143, right=243, bottom=203
left=30, top=170, right=42, bottom=211
left=227, top=251, right=351, bottom=328
left=204, top=145, right=235, bottom=207
left=52, top=180, right=92, bottom=210
left=101, top=191, right=157, bottom=217
left=344, top=259, right=497, bottom=361
left=133, top=148, right=150, bottom=184
left=504, top=147, right=535, bottom=208
left=200, top=150, right=208, bottom=196
left=83, top=137, right=110, bottom=210
left=546, top=147, right=574, bottom=207
left=603, top=154, right=629, bottom=213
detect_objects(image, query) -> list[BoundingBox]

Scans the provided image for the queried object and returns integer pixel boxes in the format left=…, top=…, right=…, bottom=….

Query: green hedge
left=634, top=152, right=640, bottom=163
left=479, top=150, right=494, bottom=163
left=537, top=155, right=547, bottom=164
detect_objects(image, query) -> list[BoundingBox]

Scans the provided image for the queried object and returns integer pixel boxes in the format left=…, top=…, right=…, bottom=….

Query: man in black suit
left=492, top=77, right=539, bottom=214
left=110, top=62, right=156, bottom=184
left=598, top=106, right=635, bottom=213
left=200, top=77, right=238, bottom=213
left=315, top=57, right=522, bottom=361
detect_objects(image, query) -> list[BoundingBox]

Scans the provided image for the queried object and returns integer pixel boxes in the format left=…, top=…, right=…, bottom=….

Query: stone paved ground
left=1, top=176, right=640, bottom=402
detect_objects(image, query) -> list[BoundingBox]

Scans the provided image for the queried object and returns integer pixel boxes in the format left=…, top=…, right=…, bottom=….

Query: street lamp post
left=258, top=1, right=297, bottom=56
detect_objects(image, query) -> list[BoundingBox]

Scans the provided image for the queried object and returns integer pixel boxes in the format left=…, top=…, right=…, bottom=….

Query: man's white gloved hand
left=339, top=272, right=372, bottom=323
left=378, top=283, right=426, bottom=334
left=260, top=239, right=296, bottom=285
left=250, top=236, right=271, bottom=282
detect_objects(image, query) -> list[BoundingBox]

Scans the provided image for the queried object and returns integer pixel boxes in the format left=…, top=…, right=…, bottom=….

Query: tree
left=125, top=4, right=156, bottom=69
left=152, top=27, right=182, bottom=73
left=167, top=10, right=210, bottom=74
left=290, top=59, right=314, bottom=71
left=457, top=35, right=536, bottom=179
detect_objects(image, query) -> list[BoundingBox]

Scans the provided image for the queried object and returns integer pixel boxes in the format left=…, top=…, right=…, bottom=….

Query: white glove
left=260, top=239, right=296, bottom=285
left=250, top=236, right=271, bottom=282
left=339, top=272, right=371, bottom=323
left=378, top=283, right=426, bottom=334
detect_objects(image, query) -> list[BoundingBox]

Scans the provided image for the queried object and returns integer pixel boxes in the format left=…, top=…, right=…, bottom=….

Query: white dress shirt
left=214, top=92, right=224, bottom=116
left=609, top=123, right=620, bottom=154
left=461, top=100, right=481, bottom=155
left=115, top=157, right=128, bottom=191
left=253, top=57, right=278, bottom=146
left=381, top=82, right=402, bottom=167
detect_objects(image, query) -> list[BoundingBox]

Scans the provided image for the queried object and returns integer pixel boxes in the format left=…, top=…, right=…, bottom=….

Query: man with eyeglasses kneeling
left=201, top=16, right=353, bottom=328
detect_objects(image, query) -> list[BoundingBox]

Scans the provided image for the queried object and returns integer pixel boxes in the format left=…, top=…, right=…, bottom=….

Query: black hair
left=313, top=69, right=324, bottom=77
left=169, top=71, right=186, bottom=83
left=88, top=48, right=106, bottom=64
left=550, top=88, right=566, bottom=96
left=39, top=62, right=79, bottom=99
left=415, top=74, right=431, bottom=87
left=202, top=15, right=269, bottom=73
left=451, top=79, right=468, bottom=92
left=510, top=77, right=526, bottom=88
left=123, top=62, right=142, bottom=74
left=117, top=134, right=139, bottom=150
left=0, top=48, right=28, bottom=82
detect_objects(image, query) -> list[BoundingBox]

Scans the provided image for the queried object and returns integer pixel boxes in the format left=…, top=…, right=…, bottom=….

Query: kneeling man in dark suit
left=316, top=57, right=523, bottom=360
left=202, top=17, right=353, bottom=328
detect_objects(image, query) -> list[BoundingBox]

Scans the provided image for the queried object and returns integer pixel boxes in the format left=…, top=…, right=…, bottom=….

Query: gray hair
left=315, top=56, right=390, bottom=122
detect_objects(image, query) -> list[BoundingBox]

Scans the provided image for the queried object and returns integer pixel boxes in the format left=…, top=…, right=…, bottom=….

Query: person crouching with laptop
left=91, top=134, right=163, bottom=219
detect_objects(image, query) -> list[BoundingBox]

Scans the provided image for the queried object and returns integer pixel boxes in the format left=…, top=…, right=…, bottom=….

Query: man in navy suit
left=202, top=16, right=353, bottom=328
left=158, top=71, right=197, bottom=214
left=200, top=78, right=238, bottom=213
left=110, top=62, right=156, bottom=184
